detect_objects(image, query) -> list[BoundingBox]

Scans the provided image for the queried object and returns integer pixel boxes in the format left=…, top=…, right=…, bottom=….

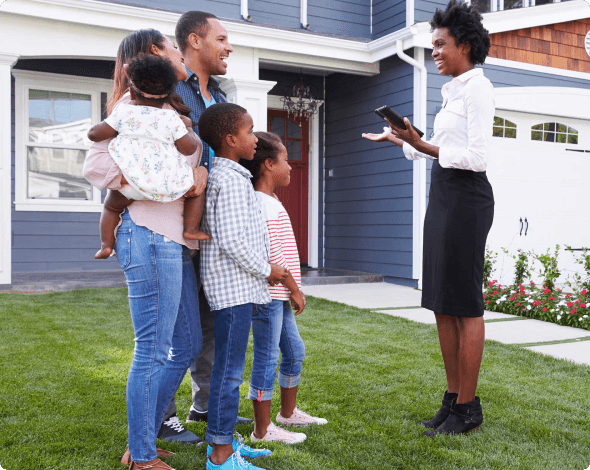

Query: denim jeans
left=116, top=210, right=202, bottom=462
left=248, top=300, right=305, bottom=401
left=205, top=303, right=255, bottom=445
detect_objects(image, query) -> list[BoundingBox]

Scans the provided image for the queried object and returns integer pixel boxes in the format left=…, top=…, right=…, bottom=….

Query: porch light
left=281, top=78, right=319, bottom=125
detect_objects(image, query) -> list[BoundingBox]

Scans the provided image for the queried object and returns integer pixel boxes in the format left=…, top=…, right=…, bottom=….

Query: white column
left=0, top=53, right=19, bottom=285
left=218, top=78, right=277, bottom=132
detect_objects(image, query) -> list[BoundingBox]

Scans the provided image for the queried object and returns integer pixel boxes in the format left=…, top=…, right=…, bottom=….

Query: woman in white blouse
left=363, top=0, right=494, bottom=436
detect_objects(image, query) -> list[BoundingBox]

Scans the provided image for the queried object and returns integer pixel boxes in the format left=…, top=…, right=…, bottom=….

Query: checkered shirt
left=175, top=68, right=227, bottom=171
left=200, top=157, right=272, bottom=311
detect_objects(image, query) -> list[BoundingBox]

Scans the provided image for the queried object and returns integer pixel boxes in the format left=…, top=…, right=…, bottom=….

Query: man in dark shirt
left=157, top=11, right=253, bottom=445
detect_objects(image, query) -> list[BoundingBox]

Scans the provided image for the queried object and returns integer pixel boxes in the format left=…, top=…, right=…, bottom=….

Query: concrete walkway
left=303, top=282, right=590, bottom=367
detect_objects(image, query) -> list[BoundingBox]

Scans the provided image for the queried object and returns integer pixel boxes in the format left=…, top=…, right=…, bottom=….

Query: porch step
left=300, top=267, right=384, bottom=286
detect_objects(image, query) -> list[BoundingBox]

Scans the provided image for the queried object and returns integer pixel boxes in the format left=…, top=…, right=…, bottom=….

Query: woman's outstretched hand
left=362, top=125, right=404, bottom=148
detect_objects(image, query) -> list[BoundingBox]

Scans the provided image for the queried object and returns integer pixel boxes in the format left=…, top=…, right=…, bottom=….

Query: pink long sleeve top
left=83, top=93, right=203, bottom=249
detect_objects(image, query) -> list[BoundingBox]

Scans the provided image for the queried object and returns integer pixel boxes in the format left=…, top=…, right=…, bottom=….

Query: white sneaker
left=250, top=423, right=306, bottom=444
left=276, top=407, right=328, bottom=427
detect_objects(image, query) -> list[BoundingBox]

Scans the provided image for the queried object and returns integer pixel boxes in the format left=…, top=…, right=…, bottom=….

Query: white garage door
left=485, top=110, right=590, bottom=286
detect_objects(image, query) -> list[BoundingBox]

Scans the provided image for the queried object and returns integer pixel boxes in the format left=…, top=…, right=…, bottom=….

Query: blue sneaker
left=206, top=451, right=266, bottom=470
left=206, top=439, right=272, bottom=460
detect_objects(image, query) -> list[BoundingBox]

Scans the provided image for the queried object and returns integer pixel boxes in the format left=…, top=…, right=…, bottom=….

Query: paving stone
left=375, top=308, right=436, bottom=324
left=483, top=310, right=520, bottom=320
left=485, top=319, right=590, bottom=344
left=302, top=282, right=422, bottom=309
left=526, top=341, right=590, bottom=366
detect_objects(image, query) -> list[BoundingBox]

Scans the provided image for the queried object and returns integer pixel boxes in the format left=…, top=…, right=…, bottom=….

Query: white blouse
left=403, top=68, right=495, bottom=172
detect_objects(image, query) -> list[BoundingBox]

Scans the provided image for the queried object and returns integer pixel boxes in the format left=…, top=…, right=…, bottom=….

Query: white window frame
left=13, top=70, right=112, bottom=212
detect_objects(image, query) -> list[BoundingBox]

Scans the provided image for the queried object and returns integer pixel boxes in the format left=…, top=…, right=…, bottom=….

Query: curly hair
left=125, top=53, right=178, bottom=105
left=176, top=11, right=218, bottom=53
left=198, top=103, right=249, bottom=152
left=430, top=0, right=490, bottom=65
left=239, top=132, right=283, bottom=185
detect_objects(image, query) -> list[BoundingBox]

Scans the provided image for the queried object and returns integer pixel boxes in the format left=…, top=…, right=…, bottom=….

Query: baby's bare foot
left=184, top=229, right=212, bottom=241
left=95, top=246, right=113, bottom=259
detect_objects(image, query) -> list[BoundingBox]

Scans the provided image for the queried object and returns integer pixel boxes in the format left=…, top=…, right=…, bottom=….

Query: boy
left=198, top=102, right=289, bottom=470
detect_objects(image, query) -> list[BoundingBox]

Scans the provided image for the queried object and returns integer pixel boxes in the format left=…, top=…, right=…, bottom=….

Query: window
left=531, top=122, right=578, bottom=144
left=493, top=116, right=517, bottom=139
left=469, top=0, right=570, bottom=13
left=14, top=70, right=111, bottom=212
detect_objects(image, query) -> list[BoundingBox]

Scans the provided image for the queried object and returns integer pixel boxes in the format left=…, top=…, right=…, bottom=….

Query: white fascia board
left=482, top=0, right=590, bottom=34
left=486, top=57, right=590, bottom=81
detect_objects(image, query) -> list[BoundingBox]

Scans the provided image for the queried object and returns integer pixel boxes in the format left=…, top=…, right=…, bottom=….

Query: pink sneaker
left=250, top=423, right=306, bottom=444
left=276, top=407, right=328, bottom=427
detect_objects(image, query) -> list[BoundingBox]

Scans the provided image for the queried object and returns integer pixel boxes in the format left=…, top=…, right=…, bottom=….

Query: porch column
left=218, top=78, right=277, bottom=132
left=0, top=53, right=19, bottom=285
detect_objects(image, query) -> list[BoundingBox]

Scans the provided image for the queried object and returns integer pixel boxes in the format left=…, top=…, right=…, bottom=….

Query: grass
left=1, top=289, right=590, bottom=470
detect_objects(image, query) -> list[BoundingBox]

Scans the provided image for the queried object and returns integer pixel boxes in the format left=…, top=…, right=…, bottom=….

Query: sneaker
left=207, top=438, right=272, bottom=459
left=158, top=414, right=204, bottom=445
left=276, top=407, right=328, bottom=427
left=250, top=423, right=306, bottom=445
left=206, top=451, right=265, bottom=470
left=186, top=408, right=208, bottom=423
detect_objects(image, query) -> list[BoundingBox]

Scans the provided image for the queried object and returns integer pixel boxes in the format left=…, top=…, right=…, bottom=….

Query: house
left=1, top=0, right=589, bottom=287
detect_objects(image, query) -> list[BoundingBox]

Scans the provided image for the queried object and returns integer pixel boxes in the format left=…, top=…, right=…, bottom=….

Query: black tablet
left=375, top=106, right=424, bottom=138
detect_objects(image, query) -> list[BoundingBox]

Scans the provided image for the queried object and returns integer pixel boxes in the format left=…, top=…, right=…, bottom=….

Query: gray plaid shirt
left=200, top=157, right=272, bottom=311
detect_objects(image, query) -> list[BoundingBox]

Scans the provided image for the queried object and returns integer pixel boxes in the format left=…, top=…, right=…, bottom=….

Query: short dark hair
left=430, top=0, right=490, bottom=65
left=126, top=53, right=178, bottom=104
left=198, top=103, right=249, bottom=152
left=240, top=132, right=283, bottom=185
left=176, top=11, right=218, bottom=53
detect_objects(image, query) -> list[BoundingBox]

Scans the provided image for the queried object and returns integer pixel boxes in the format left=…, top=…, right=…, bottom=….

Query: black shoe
left=158, top=414, right=204, bottom=445
left=418, top=391, right=458, bottom=429
left=424, top=397, right=483, bottom=436
left=186, top=408, right=208, bottom=424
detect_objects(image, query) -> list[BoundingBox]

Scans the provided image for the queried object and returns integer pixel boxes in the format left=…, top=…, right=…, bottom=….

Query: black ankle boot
left=424, top=397, right=483, bottom=436
left=418, top=391, right=458, bottom=429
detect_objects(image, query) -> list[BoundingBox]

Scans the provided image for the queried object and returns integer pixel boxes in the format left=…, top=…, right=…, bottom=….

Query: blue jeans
left=248, top=300, right=305, bottom=401
left=116, top=210, right=202, bottom=462
left=205, top=303, right=256, bottom=445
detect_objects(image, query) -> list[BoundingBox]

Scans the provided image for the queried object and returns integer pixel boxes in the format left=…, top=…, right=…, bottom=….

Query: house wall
left=324, top=56, right=415, bottom=284
left=414, top=0, right=446, bottom=25
left=11, top=59, right=118, bottom=273
left=308, top=0, right=370, bottom=38
left=372, top=0, right=407, bottom=39
left=488, top=19, right=590, bottom=73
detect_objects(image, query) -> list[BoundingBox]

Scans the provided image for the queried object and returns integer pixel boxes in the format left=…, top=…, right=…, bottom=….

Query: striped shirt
left=257, top=192, right=301, bottom=301
left=175, top=68, right=227, bottom=172
left=200, top=157, right=272, bottom=311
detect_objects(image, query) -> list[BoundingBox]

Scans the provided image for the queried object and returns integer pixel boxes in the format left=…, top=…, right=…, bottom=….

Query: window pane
left=270, top=117, right=285, bottom=137
left=543, top=122, right=556, bottom=132
left=287, top=119, right=302, bottom=139
left=556, top=133, right=567, bottom=143
left=504, top=0, right=523, bottom=9
left=470, top=0, right=491, bottom=13
left=505, top=128, right=517, bottom=139
left=493, top=127, right=504, bottom=137
left=27, top=147, right=92, bottom=199
left=493, top=116, right=504, bottom=126
left=531, top=131, right=542, bottom=141
left=286, top=140, right=302, bottom=161
left=505, top=120, right=517, bottom=128
left=556, top=124, right=567, bottom=133
left=568, top=134, right=578, bottom=144
left=543, top=132, right=555, bottom=142
left=29, top=89, right=92, bottom=145
left=532, top=123, right=543, bottom=130
left=569, top=127, right=578, bottom=135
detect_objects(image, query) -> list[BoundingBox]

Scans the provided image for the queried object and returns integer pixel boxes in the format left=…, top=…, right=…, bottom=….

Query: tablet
left=375, top=105, right=424, bottom=138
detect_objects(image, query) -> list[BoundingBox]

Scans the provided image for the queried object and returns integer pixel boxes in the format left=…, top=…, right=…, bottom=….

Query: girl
left=240, top=131, right=327, bottom=445
left=88, top=52, right=210, bottom=260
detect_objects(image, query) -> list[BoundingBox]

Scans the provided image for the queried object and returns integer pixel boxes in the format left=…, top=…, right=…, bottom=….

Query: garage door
left=485, top=110, right=589, bottom=286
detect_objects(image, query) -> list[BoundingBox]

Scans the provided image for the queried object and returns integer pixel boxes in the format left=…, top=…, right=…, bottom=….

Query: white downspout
left=301, top=0, right=309, bottom=29
left=241, top=0, right=251, bottom=21
left=396, top=39, right=427, bottom=289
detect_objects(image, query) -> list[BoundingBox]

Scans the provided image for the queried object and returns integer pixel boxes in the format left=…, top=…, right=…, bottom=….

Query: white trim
left=267, top=95, right=323, bottom=269
left=485, top=57, right=590, bottom=81
left=300, top=0, right=309, bottom=29
left=396, top=44, right=427, bottom=288
left=241, top=0, right=251, bottom=21
left=495, top=86, right=590, bottom=120
left=13, top=70, right=111, bottom=213
left=406, top=0, right=415, bottom=27
left=0, top=53, right=19, bottom=285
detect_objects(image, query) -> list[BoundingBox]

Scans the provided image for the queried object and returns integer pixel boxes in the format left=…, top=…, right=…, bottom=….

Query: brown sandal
left=128, top=458, right=174, bottom=470
left=121, top=446, right=175, bottom=466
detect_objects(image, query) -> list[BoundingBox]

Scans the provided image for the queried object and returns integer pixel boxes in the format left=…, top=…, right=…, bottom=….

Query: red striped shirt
left=257, top=192, right=301, bottom=301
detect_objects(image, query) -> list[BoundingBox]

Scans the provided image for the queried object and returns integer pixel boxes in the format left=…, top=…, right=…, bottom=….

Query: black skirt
left=421, top=159, right=494, bottom=317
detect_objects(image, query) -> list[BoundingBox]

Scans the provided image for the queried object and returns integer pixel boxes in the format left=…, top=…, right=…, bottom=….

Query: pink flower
left=483, top=294, right=486, bottom=298
left=571, top=309, right=577, bottom=314
left=580, top=303, right=587, bottom=308
left=516, top=303, right=521, bottom=306
left=543, top=288, right=551, bottom=294
left=581, top=289, right=588, bottom=295
left=493, top=291, right=499, bottom=295
left=486, top=300, right=490, bottom=304
left=567, top=302, right=574, bottom=308
left=531, top=281, right=535, bottom=285
left=542, top=307, right=547, bottom=312
left=533, top=300, right=541, bottom=307
left=549, top=296, right=555, bottom=300
left=566, top=294, right=572, bottom=298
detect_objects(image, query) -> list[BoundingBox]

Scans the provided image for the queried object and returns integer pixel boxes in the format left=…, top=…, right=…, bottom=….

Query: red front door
left=267, top=110, right=309, bottom=265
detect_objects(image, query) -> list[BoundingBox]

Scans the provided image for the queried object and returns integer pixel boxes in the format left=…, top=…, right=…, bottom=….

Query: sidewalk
left=302, top=282, right=590, bottom=367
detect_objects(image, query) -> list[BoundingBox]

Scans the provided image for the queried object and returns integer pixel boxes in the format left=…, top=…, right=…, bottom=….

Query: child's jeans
left=205, top=303, right=256, bottom=445
left=248, top=299, right=306, bottom=402
left=116, top=209, right=202, bottom=462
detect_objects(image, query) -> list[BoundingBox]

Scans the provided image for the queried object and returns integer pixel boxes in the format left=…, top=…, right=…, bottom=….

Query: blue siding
left=100, top=0, right=241, bottom=21
left=249, top=0, right=300, bottom=29
left=11, top=60, right=119, bottom=273
left=308, top=0, right=370, bottom=38
left=372, top=0, right=406, bottom=39
left=414, top=0, right=446, bottom=24
left=324, top=56, right=415, bottom=283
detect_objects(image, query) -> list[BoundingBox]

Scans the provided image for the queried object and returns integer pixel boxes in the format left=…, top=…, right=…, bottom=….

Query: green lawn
left=1, top=289, right=589, bottom=470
